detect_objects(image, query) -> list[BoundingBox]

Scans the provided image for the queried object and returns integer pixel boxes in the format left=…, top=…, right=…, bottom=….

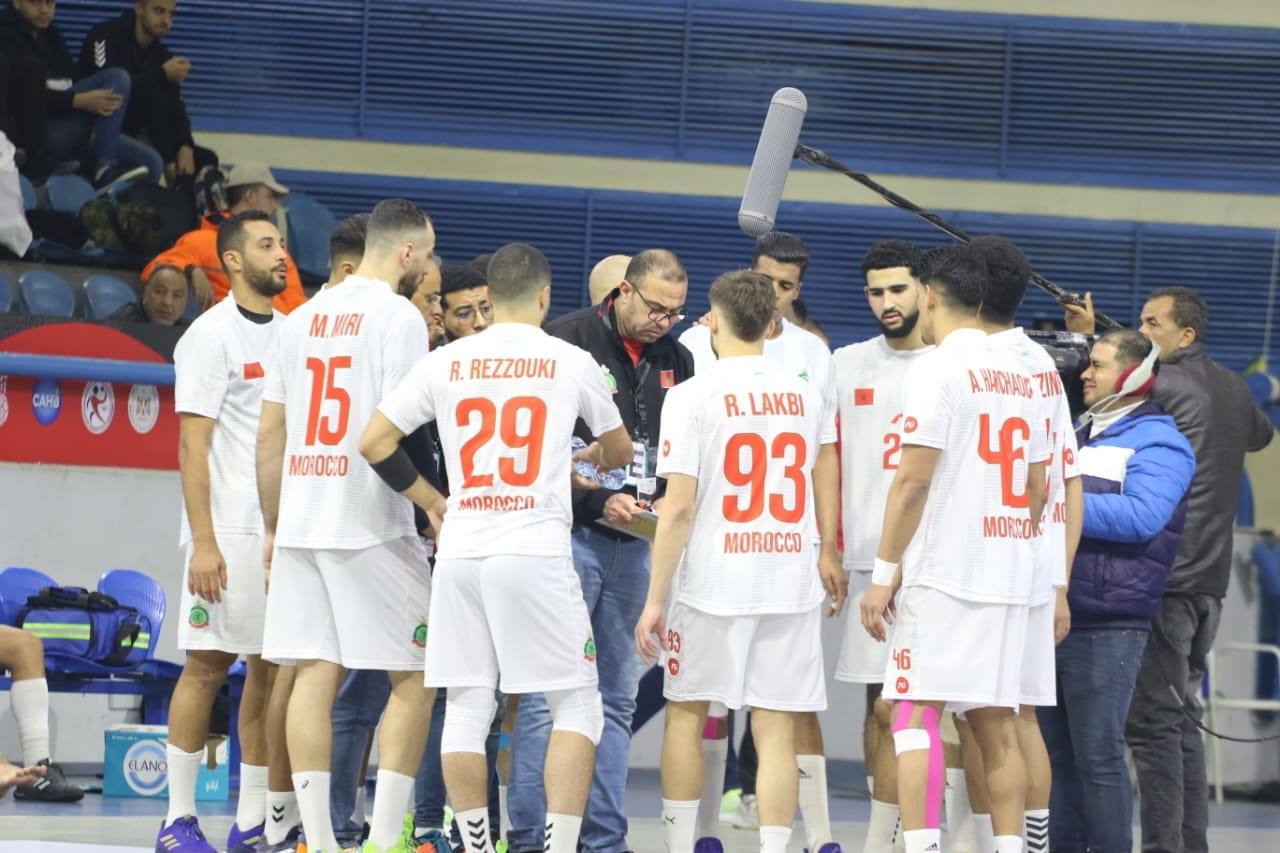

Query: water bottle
left=572, top=436, right=628, bottom=490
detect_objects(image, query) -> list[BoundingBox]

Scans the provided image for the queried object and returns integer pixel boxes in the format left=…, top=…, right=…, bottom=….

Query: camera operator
left=1063, top=286, right=1274, bottom=852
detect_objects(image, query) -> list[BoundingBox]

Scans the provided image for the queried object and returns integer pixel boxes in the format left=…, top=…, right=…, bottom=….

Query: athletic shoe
left=694, top=838, right=724, bottom=853
left=262, top=825, right=306, bottom=852
left=495, top=841, right=508, bottom=853
left=361, top=836, right=418, bottom=852
left=731, top=793, right=758, bottom=830
left=227, top=821, right=266, bottom=851
left=718, top=787, right=741, bottom=822
left=13, top=759, right=84, bottom=803
left=153, top=815, right=216, bottom=852
left=93, top=164, right=149, bottom=195
left=815, top=844, right=844, bottom=853
left=414, top=828, right=452, bottom=853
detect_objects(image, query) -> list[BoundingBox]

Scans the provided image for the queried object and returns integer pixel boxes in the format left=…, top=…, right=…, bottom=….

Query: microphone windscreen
left=738, top=87, right=807, bottom=237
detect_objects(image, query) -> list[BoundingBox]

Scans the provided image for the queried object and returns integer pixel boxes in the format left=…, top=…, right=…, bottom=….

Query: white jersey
left=656, top=355, right=836, bottom=616
left=377, top=323, right=623, bottom=561
left=833, top=336, right=933, bottom=572
left=988, top=328, right=1081, bottom=602
left=898, top=328, right=1050, bottom=605
left=174, top=297, right=282, bottom=546
left=264, top=275, right=429, bottom=549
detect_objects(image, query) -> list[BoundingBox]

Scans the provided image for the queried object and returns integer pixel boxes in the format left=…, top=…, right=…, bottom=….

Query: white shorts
left=885, top=586, right=1028, bottom=713
left=424, top=554, right=596, bottom=693
left=177, top=532, right=267, bottom=655
left=835, top=571, right=893, bottom=684
left=663, top=601, right=827, bottom=713
left=262, top=536, right=430, bottom=670
left=1020, top=599, right=1057, bottom=707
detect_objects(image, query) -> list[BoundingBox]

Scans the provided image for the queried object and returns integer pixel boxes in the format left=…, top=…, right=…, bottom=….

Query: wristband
left=369, top=446, right=419, bottom=493
left=871, top=558, right=898, bottom=586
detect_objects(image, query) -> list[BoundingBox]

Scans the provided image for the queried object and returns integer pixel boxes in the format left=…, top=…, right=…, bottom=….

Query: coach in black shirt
left=507, top=249, right=694, bottom=853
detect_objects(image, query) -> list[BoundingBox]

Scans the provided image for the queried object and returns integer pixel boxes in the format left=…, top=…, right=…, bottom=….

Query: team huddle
left=164, top=196, right=1086, bottom=853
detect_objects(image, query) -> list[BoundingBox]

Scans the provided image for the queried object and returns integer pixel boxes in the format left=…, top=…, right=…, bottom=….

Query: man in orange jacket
left=142, top=162, right=307, bottom=313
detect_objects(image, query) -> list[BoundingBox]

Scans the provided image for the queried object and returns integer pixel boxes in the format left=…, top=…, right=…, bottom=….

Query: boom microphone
left=738, top=87, right=807, bottom=237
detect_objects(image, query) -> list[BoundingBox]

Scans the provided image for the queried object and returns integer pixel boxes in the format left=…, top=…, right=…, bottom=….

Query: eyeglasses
left=451, top=302, right=494, bottom=325
left=629, top=282, right=685, bottom=324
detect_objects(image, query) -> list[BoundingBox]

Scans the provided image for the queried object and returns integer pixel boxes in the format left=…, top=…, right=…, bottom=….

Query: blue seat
left=0, top=274, right=13, bottom=312
left=284, top=192, right=337, bottom=281
left=0, top=567, right=58, bottom=626
left=41, top=173, right=96, bottom=215
left=82, top=274, right=137, bottom=320
left=18, top=270, right=75, bottom=317
left=98, top=569, right=166, bottom=666
left=18, top=174, right=37, bottom=211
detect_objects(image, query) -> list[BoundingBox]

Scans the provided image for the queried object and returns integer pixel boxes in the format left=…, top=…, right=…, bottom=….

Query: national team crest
left=583, top=637, right=596, bottom=662
left=854, top=388, right=874, bottom=406
left=660, top=369, right=675, bottom=388
left=600, top=365, right=618, bottom=394
left=244, top=362, right=265, bottom=380
left=188, top=605, right=210, bottom=629
left=412, top=624, right=428, bottom=648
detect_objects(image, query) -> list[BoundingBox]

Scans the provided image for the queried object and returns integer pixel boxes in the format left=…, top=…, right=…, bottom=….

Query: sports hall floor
left=1, top=766, right=1277, bottom=851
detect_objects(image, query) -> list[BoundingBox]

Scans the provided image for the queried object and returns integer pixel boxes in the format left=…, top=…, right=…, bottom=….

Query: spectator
left=76, top=0, right=213, bottom=187
left=109, top=263, right=189, bottom=325
left=1062, top=286, right=1274, bottom=851
left=0, top=0, right=161, bottom=186
left=317, top=212, right=368, bottom=293
left=588, top=254, right=630, bottom=305
left=0, top=624, right=84, bottom=802
left=409, top=253, right=445, bottom=348
left=142, top=162, right=306, bottom=313
left=1037, top=329, right=1194, bottom=853
left=508, top=248, right=695, bottom=853
left=439, top=262, right=492, bottom=342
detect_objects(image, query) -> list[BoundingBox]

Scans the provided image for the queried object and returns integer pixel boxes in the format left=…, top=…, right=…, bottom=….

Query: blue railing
left=0, top=353, right=175, bottom=386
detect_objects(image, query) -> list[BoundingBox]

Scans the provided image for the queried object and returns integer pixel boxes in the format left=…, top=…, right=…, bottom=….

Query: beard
left=877, top=309, right=919, bottom=339
left=246, top=265, right=287, bottom=297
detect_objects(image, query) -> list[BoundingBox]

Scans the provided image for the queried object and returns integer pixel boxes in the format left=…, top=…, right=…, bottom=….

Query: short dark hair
left=328, top=213, right=368, bottom=268
left=439, top=262, right=488, bottom=309
left=216, top=210, right=272, bottom=270
left=224, top=183, right=263, bottom=210
left=912, top=245, right=987, bottom=311
left=969, top=235, right=1030, bottom=324
left=469, top=253, right=493, bottom=276
left=486, top=243, right=550, bottom=303
left=1099, top=328, right=1155, bottom=368
left=1148, top=286, right=1209, bottom=342
left=861, top=239, right=920, bottom=275
left=752, top=231, right=809, bottom=277
left=625, top=249, right=687, bottom=287
left=365, top=198, right=431, bottom=250
left=709, top=270, right=775, bottom=342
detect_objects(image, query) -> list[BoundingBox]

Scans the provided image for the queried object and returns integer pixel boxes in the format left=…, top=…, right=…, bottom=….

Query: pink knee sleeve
left=891, top=700, right=914, bottom=733
left=889, top=702, right=944, bottom=830
left=702, top=714, right=728, bottom=739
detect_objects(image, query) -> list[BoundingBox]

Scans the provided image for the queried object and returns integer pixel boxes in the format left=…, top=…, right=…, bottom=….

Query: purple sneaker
left=816, top=845, right=844, bottom=853
left=694, top=838, right=724, bottom=853
left=155, top=815, right=217, bottom=852
left=228, top=821, right=267, bottom=851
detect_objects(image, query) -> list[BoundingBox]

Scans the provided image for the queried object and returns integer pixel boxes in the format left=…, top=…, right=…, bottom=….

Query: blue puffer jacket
left=1069, top=400, right=1196, bottom=630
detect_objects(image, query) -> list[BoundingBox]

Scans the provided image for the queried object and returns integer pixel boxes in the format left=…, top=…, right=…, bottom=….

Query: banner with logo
left=0, top=323, right=177, bottom=470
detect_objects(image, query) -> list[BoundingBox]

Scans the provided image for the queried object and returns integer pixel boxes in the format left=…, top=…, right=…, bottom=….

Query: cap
left=225, top=162, right=289, bottom=195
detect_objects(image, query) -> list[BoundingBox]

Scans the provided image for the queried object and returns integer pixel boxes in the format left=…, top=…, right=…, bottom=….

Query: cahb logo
left=32, top=378, right=61, bottom=426
left=123, top=739, right=168, bottom=796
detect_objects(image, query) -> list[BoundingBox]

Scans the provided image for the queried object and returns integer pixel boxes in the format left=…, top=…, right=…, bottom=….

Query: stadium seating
left=0, top=567, right=58, bottom=627
left=0, top=273, right=13, bottom=313
left=18, top=174, right=36, bottom=212
left=82, top=274, right=138, bottom=320
left=17, top=270, right=76, bottom=317
left=96, top=569, right=166, bottom=669
left=40, top=174, right=96, bottom=216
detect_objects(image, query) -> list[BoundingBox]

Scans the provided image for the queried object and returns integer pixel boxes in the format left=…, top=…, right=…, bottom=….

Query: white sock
left=760, top=825, right=792, bottom=853
left=903, top=828, right=941, bottom=853
left=292, top=770, right=339, bottom=853
left=234, top=763, right=268, bottom=829
left=457, top=806, right=494, bottom=853
left=696, top=737, right=728, bottom=838
left=546, top=812, right=583, bottom=853
left=797, top=754, right=832, bottom=849
left=864, top=800, right=902, bottom=853
left=994, top=835, right=1023, bottom=853
left=368, top=769, right=415, bottom=849
left=164, top=744, right=202, bottom=825
left=9, top=679, right=50, bottom=765
left=352, top=775, right=368, bottom=826
left=265, top=790, right=299, bottom=844
left=498, top=784, right=510, bottom=840
left=662, top=798, right=700, bottom=853
left=945, top=768, right=978, bottom=851
left=1024, top=809, right=1049, bottom=853
left=974, top=814, right=996, bottom=851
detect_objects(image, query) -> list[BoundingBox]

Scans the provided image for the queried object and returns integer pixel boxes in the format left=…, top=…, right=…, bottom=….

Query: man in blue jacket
left=1036, top=329, right=1195, bottom=853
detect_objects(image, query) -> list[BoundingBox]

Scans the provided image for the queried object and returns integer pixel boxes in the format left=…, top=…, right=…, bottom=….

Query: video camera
left=1025, top=330, right=1093, bottom=419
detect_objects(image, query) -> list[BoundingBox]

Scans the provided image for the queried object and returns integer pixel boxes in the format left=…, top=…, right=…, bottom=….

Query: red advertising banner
left=0, top=324, right=178, bottom=470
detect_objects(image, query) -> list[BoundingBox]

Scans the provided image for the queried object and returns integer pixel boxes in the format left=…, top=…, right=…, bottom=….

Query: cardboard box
left=103, top=724, right=228, bottom=799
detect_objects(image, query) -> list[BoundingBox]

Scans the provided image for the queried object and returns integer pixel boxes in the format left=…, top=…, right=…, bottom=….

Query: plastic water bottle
left=572, top=436, right=628, bottom=490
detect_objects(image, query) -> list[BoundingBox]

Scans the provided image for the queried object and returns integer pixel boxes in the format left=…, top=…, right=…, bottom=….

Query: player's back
left=900, top=328, right=1047, bottom=604
left=422, top=323, right=622, bottom=559
left=269, top=275, right=428, bottom=549
left=660, top=355, right=831, bottom=616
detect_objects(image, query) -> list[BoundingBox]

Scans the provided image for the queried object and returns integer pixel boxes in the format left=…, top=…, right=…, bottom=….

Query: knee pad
left=703, top=702, right=729, bottom=739
left=546, top=685, right=604, bottom=745
left=440, top=685, right=497, bottom=756
left=890, top=703, right=945, bottom=830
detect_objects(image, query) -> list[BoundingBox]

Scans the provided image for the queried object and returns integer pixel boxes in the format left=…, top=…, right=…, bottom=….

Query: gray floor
left=1, top=767, right=1277, bottom=850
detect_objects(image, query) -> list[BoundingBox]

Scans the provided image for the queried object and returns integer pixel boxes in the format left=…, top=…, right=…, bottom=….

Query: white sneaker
left=732, top=793, right=758, bottom=829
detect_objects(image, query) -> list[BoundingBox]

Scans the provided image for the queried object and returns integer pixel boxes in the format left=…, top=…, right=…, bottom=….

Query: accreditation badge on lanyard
left=625, top=441, right=658, bottom=508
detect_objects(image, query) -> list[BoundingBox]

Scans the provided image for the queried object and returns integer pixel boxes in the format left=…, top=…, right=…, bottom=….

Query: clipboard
left=595, top=509, right=659, bottom=542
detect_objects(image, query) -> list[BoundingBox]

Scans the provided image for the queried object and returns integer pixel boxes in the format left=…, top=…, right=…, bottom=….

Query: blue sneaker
left=694, top=838, right=724, bottom=853
left=816, top=845, right=844, bottom=853
left=262, top=825, right=305, bottom=852
left=154, top=816, right=216, bottom=852
left=227, top=821, right=267, bottom=851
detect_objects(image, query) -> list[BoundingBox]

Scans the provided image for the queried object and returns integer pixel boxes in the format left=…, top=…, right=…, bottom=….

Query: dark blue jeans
left=1037, top=628, right=1148, bottom=853
left=44, top=67, right=162, bottom=181
left=508, top=527, right=650, bottom=853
